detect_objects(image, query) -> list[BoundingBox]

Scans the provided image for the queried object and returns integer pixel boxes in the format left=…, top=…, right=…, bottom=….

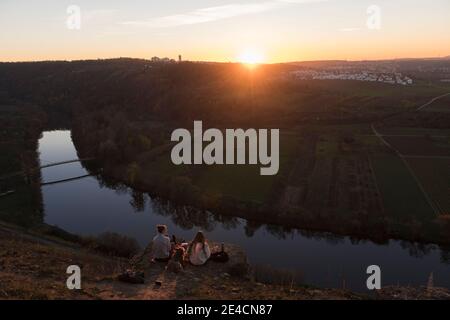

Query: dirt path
left=416, top=93, right=450, bottom=111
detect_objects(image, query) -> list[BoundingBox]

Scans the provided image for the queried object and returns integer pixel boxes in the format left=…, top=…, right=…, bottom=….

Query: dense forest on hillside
left=3, top=59, right=446, bottom=126
left=0, top=101, right=44, bottom=226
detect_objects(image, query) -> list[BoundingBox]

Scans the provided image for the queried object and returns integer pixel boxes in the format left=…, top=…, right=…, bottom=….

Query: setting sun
left=237, top=49, right=265, bottom=67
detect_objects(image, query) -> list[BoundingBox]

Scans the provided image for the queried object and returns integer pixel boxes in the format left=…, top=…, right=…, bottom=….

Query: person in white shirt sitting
left=187, top=231, right=211, bottom=266
left=151, top=225, right=172, bottom=262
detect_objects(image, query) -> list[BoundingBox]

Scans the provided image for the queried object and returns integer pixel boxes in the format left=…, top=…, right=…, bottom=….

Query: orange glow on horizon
left=237, top=49, right=265, bottom=68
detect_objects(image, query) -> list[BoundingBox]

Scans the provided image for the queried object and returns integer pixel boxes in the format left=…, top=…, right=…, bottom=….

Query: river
left=38, top=130, right=450, bottom=292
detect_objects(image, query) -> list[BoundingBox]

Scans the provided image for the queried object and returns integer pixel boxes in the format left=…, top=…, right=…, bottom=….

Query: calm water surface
left=39, top=130, right=450, bottom=291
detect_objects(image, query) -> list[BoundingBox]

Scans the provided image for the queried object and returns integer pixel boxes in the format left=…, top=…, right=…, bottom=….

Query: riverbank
left=0, top=102, right=44, bottom=228
left=0, top=222, right=364, bottom=300
left=81, top=157, right=450, bottom=248
left=33, top=130, right=450, bottom=292
left=71, top=121, right=450, bottom=248
left=2, top=222, right=450, bottom=300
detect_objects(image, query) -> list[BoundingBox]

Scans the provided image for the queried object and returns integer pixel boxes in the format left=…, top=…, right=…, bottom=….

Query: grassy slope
left=0, top=223, right=363, bottom=300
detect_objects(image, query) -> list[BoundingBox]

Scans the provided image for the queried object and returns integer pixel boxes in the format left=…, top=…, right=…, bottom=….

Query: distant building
left=178, top=55, right=182, bottom=62
left=151, top=56, right=176, bottom=64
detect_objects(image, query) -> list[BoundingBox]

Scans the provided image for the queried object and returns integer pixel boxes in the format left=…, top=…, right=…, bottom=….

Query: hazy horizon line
left=1, top=54, right=450, bottom=65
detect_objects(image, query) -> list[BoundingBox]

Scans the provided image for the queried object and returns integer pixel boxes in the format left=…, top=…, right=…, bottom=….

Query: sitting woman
left=187, top=231, right=211, bottom=266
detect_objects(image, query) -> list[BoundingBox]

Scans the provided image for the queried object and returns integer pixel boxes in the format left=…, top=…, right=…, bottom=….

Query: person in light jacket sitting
left=187, top=231, right=211, bottom=266
left=151, top=224, right=172, bottom=262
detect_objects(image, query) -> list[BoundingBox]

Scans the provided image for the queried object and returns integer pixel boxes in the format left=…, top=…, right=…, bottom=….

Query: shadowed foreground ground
left=0, top=223, right=449, bottom=300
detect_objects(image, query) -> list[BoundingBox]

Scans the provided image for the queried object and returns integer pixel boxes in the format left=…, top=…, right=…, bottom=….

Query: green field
left=422, top=96, right=450, bottom=113
left=371, top=154, right=435, bottom=220
left=190, top=133, right=299, bottom=203
left=377, top=127, right=450, bottom=136
left=406, top=158, right=450, bottom=215
left=303, top=80, right=450, bottom=100
left=143, top=132, right=299, bottom=203
left=195, top=165, right=273, bottom=203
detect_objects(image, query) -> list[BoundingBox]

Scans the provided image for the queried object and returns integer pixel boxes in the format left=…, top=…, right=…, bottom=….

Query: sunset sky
left=1, top=0, right=449, bottom=63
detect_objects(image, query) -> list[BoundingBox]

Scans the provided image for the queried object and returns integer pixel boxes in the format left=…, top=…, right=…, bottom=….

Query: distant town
left=288, top=69, right=413, bottom=86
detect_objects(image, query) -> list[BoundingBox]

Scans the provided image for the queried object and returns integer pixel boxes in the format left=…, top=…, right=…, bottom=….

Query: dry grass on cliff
left=0, top=223, right=365, bottom=300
